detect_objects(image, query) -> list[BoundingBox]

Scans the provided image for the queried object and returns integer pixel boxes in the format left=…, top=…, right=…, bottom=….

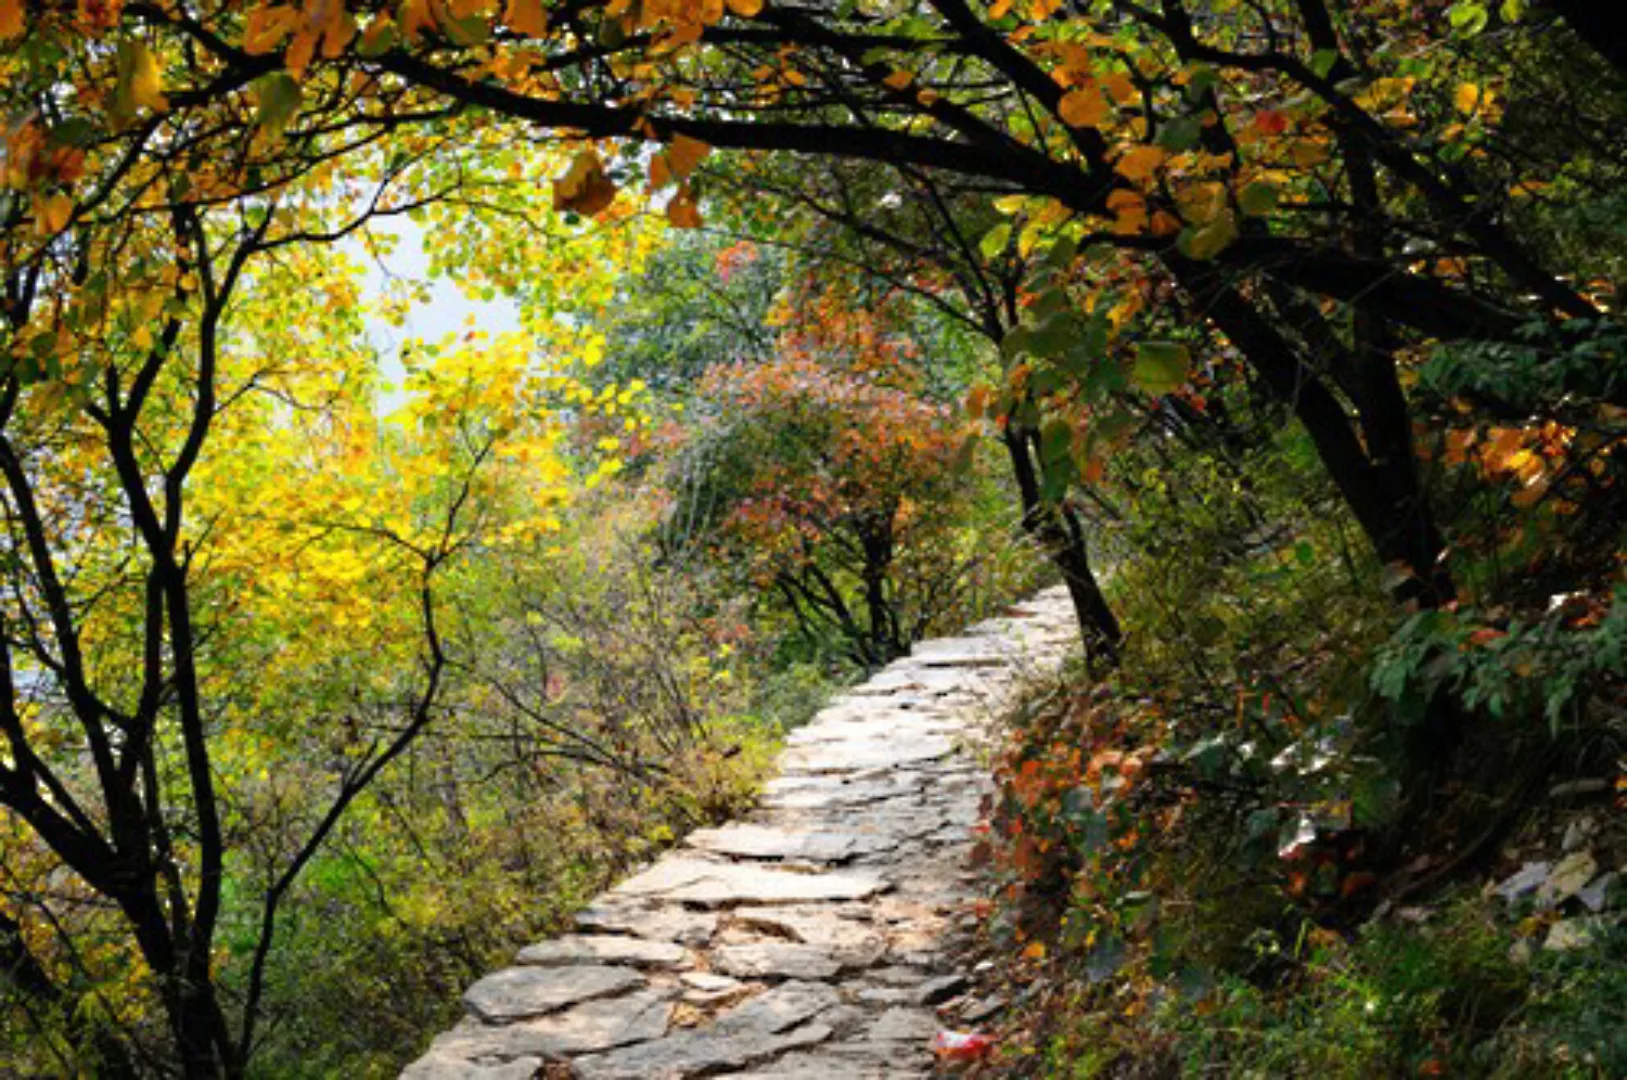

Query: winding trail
left=403, top=586, right=1078, bottom=1079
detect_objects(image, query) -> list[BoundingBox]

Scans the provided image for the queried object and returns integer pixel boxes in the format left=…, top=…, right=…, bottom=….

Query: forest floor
left=401, top=585, right=1080, bottom=1079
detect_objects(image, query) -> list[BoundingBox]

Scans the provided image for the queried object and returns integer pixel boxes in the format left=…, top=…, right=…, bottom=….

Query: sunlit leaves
left=111, top=38, right=166, bottom=127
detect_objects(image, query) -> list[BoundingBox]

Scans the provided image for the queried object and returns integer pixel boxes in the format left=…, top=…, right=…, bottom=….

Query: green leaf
left=1176, top=210, right=1239, bottom=260
left=1447, top=2, right=1489, bottom=34
left=1155, top=115, right=1202, bottom=151
left=255, top=73, right=303, bottom=136
left=1238, top=181, right=1278, bottom=217
left=979, top=222, right=1012, bottom=260
left=1132, top=341, right=1190, bottom=395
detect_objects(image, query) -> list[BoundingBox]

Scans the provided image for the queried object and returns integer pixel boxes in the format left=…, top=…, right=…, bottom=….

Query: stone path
left=403, top=586, right=1078, bottom=1080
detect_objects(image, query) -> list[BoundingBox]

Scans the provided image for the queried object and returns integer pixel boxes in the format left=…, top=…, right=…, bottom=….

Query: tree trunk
left=1001, top=426, right=1123, bottom=666
left=1168, top=254, right=1454, bottom=606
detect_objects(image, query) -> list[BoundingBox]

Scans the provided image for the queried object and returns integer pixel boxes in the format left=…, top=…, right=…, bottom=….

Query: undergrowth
left=974, top=396, right=1625, bottom=1077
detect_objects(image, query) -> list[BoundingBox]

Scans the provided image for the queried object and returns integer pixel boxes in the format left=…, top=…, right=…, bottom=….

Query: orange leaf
left=665, top=133, right=711, bottom=179
left=504, top=0, right=546, bottom=36
left=0, top=0, right=24, bottom=38
left=667, top=184, right=703, bottom=228
left=1058, top=85, right=1108, bottom=128
left=1116, top=145, right=1166, bottom=181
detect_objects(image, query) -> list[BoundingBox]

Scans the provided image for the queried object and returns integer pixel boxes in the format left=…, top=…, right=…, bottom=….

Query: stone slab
left=462, top=965, right=644, bottom=1023
left=516, top=934, right=687, bottom=969
left=612, top=857, right=888, bottom=907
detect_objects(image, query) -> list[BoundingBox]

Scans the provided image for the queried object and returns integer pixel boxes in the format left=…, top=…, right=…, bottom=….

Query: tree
left=0, top=95, right=580, bottom=1069
left=666, top=298, right=989, bottom=668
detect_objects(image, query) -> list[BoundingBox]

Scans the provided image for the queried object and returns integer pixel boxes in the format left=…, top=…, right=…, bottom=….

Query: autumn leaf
left=666, top=133, right=711, bottom=179
left=1454, top=82, right=1494, bottom=115
left=1058, top=85, right=1108, bottom=128
left=32, top=192, right=73, bottom=236
left=553, top=150, right=618, bottom=216
left=112, top=39, right=168, bottom=127
left=725, top=0, right=763, bottom=15
left=1099, top=70, right=1137, bottom=105
left=1, top=0, right=25, bottom=39
left=243, top=6, right=301, bottom=53
left=1116, top=145, right=1166, bottom=182
left=504, top=0, right=546, bottom=37
left=667, top=184, right=703, bottom=228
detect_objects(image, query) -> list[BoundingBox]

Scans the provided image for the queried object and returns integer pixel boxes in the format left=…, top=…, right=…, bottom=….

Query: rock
left=422, top=989, right=674, bottom=1064
left=402, top=587, right=1083, bottom=1080
left=916, top=973, right=969, bottom=1005
left=516, top=935, right=687, bottom=969
left=712, top=942, right=843, bottom=980
left=865, top=1007, right=939, bottom=1042
left=778, top=736, right=956, bottom=774
left=571, top=1022, right=833, bottom=1080
left=732, top=907, right=886, bottom=967
left=854, top=986, right=917, bottom=1006
left=687, top=824, right=862, bottom=863
left=959, top=994, right=1006, bottom=1022
left=716, top=980, right=842, bottom=1035
left=573, top=901, right=719, bottom=946
left=462, top=965, right=645, bottom=1023
left=1492, top=861, right=1551, bottom=903
left=399, top=1053, right=546, bottom=1080
left=1538, top=850, right=1599, bottom=910
left=1544, top=917, right=1603, bottom=952
left=1578, top=872, right=1619, bottom=914
left=612, top=857, right=888, bottom=907
left=1562, top=815, right=1599, bottom=853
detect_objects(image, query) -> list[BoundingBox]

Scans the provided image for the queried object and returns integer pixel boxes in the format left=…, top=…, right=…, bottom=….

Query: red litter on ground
left=932, top=1030, right=995, bottom=1061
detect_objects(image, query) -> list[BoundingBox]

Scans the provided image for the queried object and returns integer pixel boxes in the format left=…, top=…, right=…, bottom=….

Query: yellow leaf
left=504, top=0, right=546, bottom=36
left=667, top=184, right=703, bottom=228
left=725, top=0, right=763, bottom=15
left=1116, top=145, right=1166, bottom=182
left=1058, top=85, right=1108, bottom=128
left=33, top=192, right=73, bottom=235
left=113, top=39, right=168, bottom=127
left=1454, top=82, right=1493, bottom=115
left=553, top=150, right=617, bottom=216
left=1, top=0, right=25, bottom=38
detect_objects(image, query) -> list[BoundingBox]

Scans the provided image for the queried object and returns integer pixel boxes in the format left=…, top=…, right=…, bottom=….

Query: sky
left=349, top=217, right=523, bottom=405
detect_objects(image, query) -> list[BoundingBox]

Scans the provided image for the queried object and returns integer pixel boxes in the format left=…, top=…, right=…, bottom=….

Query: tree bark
left=1001, top=426, right=1123, bottom=665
